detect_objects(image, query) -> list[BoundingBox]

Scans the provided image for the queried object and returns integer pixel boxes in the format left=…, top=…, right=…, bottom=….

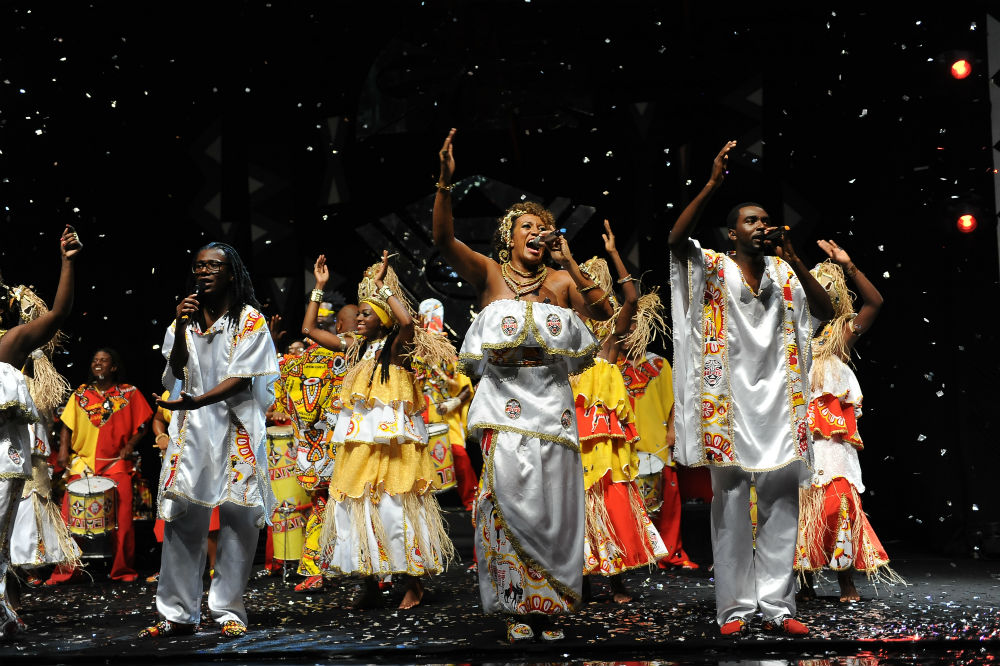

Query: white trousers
left=710, top=464, right=800, bottom=625
left=156, top=501, right=260, bottom=626
left=0, top=478, right=26, bottom=627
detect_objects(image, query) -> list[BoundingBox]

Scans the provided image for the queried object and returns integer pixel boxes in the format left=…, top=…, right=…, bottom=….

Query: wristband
left=310, top=289, right=324, bottom=303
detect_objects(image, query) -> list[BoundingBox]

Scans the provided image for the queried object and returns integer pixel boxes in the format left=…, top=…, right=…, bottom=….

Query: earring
left=498, top=247, right=511, bottom=263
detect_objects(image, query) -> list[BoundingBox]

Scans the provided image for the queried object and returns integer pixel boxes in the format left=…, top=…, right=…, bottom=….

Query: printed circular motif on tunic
left=560, top=409, right=572, bottom=429
left=545, top=313, right=562, bottom=336
left=7, top=445, right=22, bottom=467
left=505, top=399, right=522, bottom=419
left=501, top=316, right=519, bottom=336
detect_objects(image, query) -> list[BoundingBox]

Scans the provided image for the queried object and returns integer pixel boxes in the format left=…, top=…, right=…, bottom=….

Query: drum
left=427, top=423, right=455, bottom=493
left=267, top=425, right=310, bottom=561
left=66, top=475, right=118, bottom=558
left=635, top=452, right=665, bottom=513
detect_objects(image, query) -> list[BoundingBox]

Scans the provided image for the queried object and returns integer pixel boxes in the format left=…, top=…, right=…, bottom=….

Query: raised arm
left=367, top=251, right=415, bottom=365
left=552, top=235, right=614, bottom=321
left=301, top=255, right=350, bottom=352
left=817, top=239, right=882, bottom=350
left=774, top=233, right=836, bottom=322
left=667, top=141, right=737, bottom=252
left=0, top=225, right=81, bottom=368
left=602, top=221, right=638, bottom=361
left=432, top=129, right=492, bottom=291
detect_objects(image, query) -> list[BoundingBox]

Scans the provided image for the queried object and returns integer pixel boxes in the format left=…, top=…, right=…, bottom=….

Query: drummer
left=411, top=299, right=478, bottom=511
left=49, top=348, right=153, bottom=584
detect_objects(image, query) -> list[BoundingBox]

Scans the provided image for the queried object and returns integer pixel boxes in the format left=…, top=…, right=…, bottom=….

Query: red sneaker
left=719, top=618, right=749, bottom=637
left=763, top=617, right=809, bottom=636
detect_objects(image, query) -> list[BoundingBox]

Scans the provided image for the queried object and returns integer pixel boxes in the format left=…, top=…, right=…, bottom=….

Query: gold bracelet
left=617, top=275, right=635, bottom=284
left=154, top=433, right=170, bottom=444
left=310, top=289, right=324, bottom=303
left=577, top=283, right=598, bottom=294
left=437, top=182, right=454, bottom=192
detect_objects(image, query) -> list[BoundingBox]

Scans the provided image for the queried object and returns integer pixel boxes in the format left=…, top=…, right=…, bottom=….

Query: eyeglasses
left=191, top=260, right=230, bottom=274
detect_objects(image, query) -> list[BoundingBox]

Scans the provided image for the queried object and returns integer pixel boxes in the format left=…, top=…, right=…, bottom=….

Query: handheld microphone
left=762, top=226, right=789, bottom=243
left=526, top=229, right=563, bottom=251
left=180, top=283, right=203, bottom=323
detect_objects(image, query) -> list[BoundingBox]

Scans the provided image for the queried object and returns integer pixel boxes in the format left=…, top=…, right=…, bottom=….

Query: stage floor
left=3, top=508, right=1000, bottom=665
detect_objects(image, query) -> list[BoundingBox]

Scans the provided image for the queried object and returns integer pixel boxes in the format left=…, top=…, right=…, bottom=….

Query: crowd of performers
left=0, top=132, right=904, bottom=642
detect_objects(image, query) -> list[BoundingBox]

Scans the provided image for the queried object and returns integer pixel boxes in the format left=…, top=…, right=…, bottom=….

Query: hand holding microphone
left=526, top=229, right=563, bottom=251
left=176, top=283, right=203, bottom=324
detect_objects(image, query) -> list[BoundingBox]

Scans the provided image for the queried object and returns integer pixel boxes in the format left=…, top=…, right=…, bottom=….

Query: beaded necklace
left=501, top=262, right=547, bottom=300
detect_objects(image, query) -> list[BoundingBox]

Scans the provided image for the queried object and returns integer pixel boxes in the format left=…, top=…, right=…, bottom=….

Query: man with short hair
left=50, top=348, right=153, bottom=584
left=667, top=141, right=834, bottom=637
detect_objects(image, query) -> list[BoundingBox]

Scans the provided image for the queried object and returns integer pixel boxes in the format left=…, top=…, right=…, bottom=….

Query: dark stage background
left=1, top=2, right=997, bottom=556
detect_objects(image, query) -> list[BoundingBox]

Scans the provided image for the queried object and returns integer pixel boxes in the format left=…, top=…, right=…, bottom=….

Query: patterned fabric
left=273, top=343, right=347, bottom=483
left=670, top=239, right=814, bottom=477
left=61, top=383, right=152, bottom=478
left=157, top=305, right=279, bottom=526
left=574, top=359, right=667, bottom=576
left=617, top=353, right=674, bottom=465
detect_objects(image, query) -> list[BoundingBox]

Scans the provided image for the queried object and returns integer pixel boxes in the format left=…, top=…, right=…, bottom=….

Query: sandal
left=294, top=575, right=324, bottom=592
left=137, top=620, right=196, bottom=639
left=221, top=620, right=247, bottom=638
left=507, top=622, right=534, bottom=642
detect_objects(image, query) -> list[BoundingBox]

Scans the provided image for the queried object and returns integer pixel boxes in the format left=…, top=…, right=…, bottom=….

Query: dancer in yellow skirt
left=317, top=251, right=455, bottom=609
left=572, top=221, right=668, bottom=603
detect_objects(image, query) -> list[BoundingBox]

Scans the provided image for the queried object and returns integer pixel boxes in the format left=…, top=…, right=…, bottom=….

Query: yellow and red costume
left=617, top=352, right=698, bottom=568
left=54, top=383, right=152, bottom=582
left=573, top=358, right=667, bottom=575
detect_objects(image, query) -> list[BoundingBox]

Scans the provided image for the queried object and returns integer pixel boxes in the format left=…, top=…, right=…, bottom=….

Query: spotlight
left=950, top=59, right=972, bottom=79
left=957, top=214, right=977, bottom=233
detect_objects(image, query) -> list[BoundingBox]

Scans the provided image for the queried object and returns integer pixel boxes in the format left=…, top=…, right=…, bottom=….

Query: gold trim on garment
left=484, top=436, right=582, bottom=608
left=0, top=400, right=38, bottom=424
left=471, top=422, right=579, bottom=451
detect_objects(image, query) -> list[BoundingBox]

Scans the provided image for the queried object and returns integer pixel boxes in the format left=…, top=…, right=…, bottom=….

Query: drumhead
left=636, top=451, right=666, bottom=475
left=67, top=475, right=117, bottom=493
left=426, top=423, right=449, bottom=436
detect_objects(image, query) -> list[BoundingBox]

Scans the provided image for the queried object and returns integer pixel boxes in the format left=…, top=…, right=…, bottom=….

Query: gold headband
left=498, top=209, right=529, bottom=249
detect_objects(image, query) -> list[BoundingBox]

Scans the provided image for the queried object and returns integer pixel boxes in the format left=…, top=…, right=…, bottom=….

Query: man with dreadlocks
left=571, top=221, right=668, bottom=604
left=793, top=240, right=903, bottom=601
left=140, top=242, right=279, bottom=640
left=668, top=141, right=835, bottom=637
left=433, top=129, right=612, bottom=642
left=0, top=225, right=82, bottom=638
left=315, top=251, right=455, bottom=610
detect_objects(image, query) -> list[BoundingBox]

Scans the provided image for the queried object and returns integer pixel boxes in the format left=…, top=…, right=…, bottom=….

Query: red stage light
left=951, top=59, right=972, bottom=79
left=957, top=214, right=977, bottom=233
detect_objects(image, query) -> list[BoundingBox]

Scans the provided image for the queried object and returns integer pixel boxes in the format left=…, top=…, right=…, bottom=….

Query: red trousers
left=654, top=465, right=694, bottom=566
left=52, top=469, right=136, bottom=582
left=452, top=444, right=478, bottom=511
